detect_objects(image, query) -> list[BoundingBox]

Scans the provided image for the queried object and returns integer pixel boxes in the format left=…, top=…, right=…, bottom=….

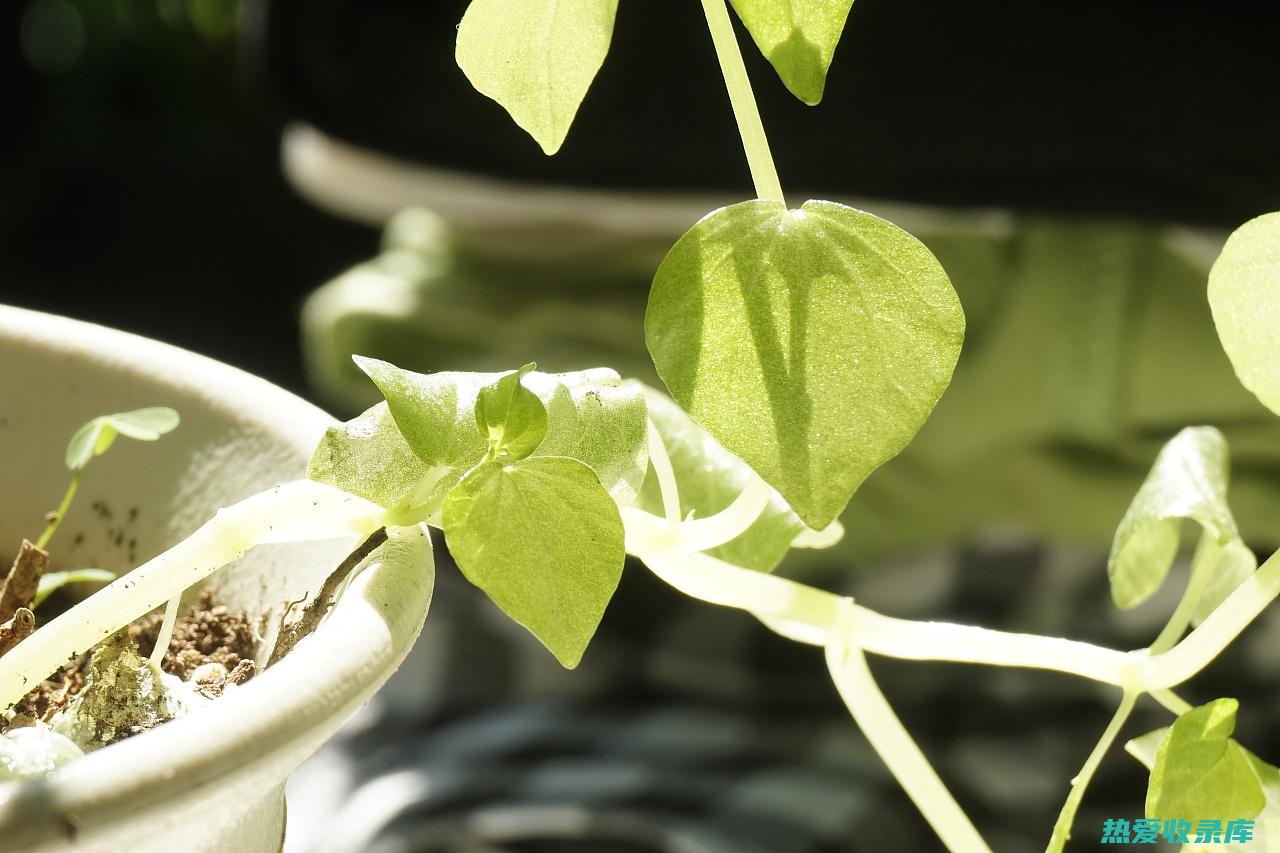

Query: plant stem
left=148, top=595, right=181, bottom=669
left=646, top=420, right=683, bottom=525
left=1149, top=534, right=1219, bottom=653
left=1044, top=690, right=1138, bottom=853
left=698, top=0, right=786, bottom=205
left=1150, top=688, right=1191, bottom=715
left=35, top=470, right=81, bottom=551
left=827, top=599, right=991, bottom=853
left=0, top=481, right=383, bottom=711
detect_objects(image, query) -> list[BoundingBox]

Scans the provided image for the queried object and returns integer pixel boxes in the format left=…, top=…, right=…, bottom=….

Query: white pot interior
left=0, top=306, right=432, bottom=851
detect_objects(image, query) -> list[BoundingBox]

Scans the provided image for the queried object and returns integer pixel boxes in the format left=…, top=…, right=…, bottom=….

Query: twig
left=0, top=541, right=48, bottom=623
left=0, top=608, right=35, bottom=656
left=268, top=527, right=388, bottom=666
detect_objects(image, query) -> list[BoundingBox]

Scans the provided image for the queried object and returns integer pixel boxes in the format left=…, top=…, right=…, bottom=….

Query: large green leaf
left=1146, top=700, right=1265, bottom=824
left=1108, top=427, right=1255, bottom=621
left=729, top=0, right=856, bottom=105
left=455, top=0, right=619, bottom=155
left=645, top=199, right=964, bottom=529
left=635, top=382, right=818, bottom=573
left=442, top=456, right=625, bottom=667
left=1209, top=212, right=1280, bottom=416
left=351, top=358, right=648, bottom=508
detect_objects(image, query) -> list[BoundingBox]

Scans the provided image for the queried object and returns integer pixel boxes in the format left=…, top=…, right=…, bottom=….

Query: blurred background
left=5, top=1, right=1280, bottom=850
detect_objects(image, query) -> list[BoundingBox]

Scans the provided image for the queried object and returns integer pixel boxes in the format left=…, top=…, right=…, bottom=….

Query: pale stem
left=148, top=595, right=182, bottom=669
left=674, top=477, right=772, bottom=552
left=827, top=599, right=992, bottom=853
left=1148, top=533, right=1219, bottom=653
left=1044, top=690, right=1139, bottom=853
left=1142, top=544, right=1280, bottom=690
left=1149, top=688, right=1192, bottom=715
left=645, top=420, right=683, bottom=525
left=0, top=481, right=384, bottom=710
left=698, top=0, right=786, bottom=205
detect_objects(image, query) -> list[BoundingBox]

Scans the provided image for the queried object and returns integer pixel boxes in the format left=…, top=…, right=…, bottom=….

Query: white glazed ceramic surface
left=0, top=305, right=433, bottom=852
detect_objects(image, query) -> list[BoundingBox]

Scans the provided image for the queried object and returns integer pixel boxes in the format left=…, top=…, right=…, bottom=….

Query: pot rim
left=0, top=304, right=433, bottom=848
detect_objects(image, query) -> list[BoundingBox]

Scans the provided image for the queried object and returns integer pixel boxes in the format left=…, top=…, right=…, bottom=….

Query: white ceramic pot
left=0, top=305, right=433, bottom=852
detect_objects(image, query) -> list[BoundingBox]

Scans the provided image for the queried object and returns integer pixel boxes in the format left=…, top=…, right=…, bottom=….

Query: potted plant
left=0, top=305, right=434, bottom=851
left=4, top=3, right=1280, bottom=851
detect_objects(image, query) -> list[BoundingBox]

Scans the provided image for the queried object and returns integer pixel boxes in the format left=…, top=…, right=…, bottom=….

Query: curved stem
left=827, top=600, right=991, bottom=853
left=698, top=0, right=786, bottom=204
left=646, top=420, right=682, bottom=525
left=1142, top=544, right=1280, bottom=690
left=675, top=477, right=772, bottom=552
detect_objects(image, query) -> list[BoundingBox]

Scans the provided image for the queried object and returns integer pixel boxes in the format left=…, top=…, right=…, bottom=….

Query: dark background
left=3, top=0, right=1279, bottom=402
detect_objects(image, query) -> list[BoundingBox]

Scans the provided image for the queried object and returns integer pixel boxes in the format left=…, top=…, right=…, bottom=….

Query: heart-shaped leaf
left=443, top=455, right=624, bottom=668
left=645, top=199, right=964, bottom=529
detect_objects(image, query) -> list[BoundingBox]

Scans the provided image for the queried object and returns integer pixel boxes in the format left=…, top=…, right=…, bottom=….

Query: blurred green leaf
left=1209, top=212, right=1280, bottom=417
left=1108, top=427, right=1255, bottom=621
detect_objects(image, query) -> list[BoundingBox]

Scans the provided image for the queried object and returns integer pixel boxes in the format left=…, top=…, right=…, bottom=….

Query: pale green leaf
left=1209, top=212, right=1280, bottom=416
left=531, top=369, right=649, bottom=506
left=635, top=382, right=821, bottom=572
left=308, top=402, right=433, bottom=512
left=729, top=0, right=855, bottom=105
left=1147, top=699, right=1265, bottom=823
left=455, top=0, right=619, bottom=155
left=65, top=407, right=180, bottom=471
left=442, top=456, right=624, bottom=668
left=1108, top=427, right=1255, bottom=620
left=33, top=569, right=115, bottom=609
left=475, top=363, right=547, bottom=460
left=645, top=199, right=964, bottom=529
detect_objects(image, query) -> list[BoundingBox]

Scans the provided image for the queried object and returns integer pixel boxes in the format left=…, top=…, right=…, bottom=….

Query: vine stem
left=0, top=481, right=384, bottom=710
left=699, top=0, right=786, bottom=205
left=1044, top=690, right=1139, bottom=853
left=827, top=599, right=992, bottom=853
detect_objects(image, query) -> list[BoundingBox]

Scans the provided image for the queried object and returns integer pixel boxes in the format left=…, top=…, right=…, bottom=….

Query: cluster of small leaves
left=309, top=359, right=837, bottom=668
left=309, top=358, right=643, bottom=667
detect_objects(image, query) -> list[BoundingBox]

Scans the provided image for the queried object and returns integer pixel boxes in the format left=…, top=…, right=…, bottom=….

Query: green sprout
left=36, top=408, right=180, bottom=551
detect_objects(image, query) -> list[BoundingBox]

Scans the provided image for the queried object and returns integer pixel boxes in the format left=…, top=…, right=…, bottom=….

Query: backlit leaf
left=730, top=0, right=856, bottom=105
left=646, top=199, right=964, bottom=529
left=456, top=0, right=618, bottom=155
